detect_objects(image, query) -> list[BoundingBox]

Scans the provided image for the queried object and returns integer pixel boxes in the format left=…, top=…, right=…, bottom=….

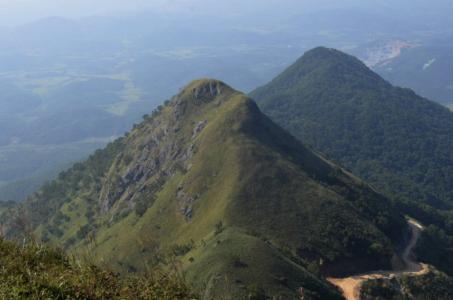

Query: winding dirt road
left=327, top=219, right=429, bottom=300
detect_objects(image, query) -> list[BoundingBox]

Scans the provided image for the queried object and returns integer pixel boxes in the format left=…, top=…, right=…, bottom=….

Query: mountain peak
left=251, top=47, right=385, bottom=98
left=306, top=46, right=346, bottom=54
left=303, top=46, right=338, bottom=56
left=298, top=46, right=363, bottom=66
left=167, top=78, right=240, bottom=122
left=180, top=78, right=233, bottom=100
left=295, top=47, right=383, bottom=82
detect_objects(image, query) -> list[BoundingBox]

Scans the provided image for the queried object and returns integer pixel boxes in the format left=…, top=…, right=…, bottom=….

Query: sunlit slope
left=9, top=79, right=405, bottom=299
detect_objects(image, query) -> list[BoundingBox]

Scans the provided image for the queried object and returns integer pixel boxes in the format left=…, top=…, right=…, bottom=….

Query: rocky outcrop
left=193, top=120, right=208, bottom=138
left=192, top=80, right=224, bottom=100
left=99, top=102, right=205, bottom=214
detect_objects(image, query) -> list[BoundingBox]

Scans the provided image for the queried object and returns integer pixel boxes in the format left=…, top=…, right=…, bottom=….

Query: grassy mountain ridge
left=6, top=79, right=406, bottom=299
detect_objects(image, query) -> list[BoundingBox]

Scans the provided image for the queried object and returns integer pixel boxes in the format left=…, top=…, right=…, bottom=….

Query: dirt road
left=327, top=219, right=428, bottom=300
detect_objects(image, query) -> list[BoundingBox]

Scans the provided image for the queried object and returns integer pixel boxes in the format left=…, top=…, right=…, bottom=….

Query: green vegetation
left=0, top=237, right=195, bottom=299
left=360, top=269, right=453, bottom=299
left=251, top=47, right=453, bottom=276
left=415, top=225, right=453, bottom=276
left=9, top=138, right=125, bottom=236
left=0, top=140, right=104, bottom=202
left=4, top=79, right=406, bottom=299
left=251, top=47, right=453, bottom=210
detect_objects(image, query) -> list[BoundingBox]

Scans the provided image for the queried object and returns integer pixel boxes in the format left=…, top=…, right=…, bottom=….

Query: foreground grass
left=0, top=237, right=195, bottom=299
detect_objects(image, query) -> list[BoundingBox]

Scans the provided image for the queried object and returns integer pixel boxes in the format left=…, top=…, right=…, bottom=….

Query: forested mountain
left=251, top=46, right=453, bottom=277
left=360, top=268, right=453, bottom=299
left=5, top=79, right=407, bottom=299
left=251, top=47, right=453, bottom=210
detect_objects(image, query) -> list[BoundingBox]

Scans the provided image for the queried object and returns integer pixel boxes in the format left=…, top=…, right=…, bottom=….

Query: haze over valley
left=0, top=1, right=453, bottom=299
left=2, top=0, right=453, bottom=202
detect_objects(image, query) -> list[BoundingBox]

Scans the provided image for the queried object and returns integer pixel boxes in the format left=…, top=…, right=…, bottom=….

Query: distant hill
left=251, top=47, right=453, bottom=210
left=6, top=79, right=406, bottom=299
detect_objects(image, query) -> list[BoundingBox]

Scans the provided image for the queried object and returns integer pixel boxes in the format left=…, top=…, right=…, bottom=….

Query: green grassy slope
left=7, top=79, right=406, bottom=299
left=0, top=237, right=194, bottom=299
left=251, top=47, right=453, bottom=210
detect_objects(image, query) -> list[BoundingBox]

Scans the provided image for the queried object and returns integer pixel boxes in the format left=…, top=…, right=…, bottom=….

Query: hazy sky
left=0, top=0, right=451, bottom=27
left=0, top=0, right=342, bottom=26
left=0, top=0, right=155, bottom=25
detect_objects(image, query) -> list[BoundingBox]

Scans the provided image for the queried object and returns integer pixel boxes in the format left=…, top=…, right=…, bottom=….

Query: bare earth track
left=327, top=219, right=429, bottom=300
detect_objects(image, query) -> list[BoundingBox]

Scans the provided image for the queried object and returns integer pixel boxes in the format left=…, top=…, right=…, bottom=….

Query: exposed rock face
left=192, top=79, right=224, bottom=100
left=99, top=137, right=189, bottom=214
left=98, top=82, right=218, bottom=214
left=177, top=188, right=197, bottom=221
left=193, top=120, right=208, bottom=138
